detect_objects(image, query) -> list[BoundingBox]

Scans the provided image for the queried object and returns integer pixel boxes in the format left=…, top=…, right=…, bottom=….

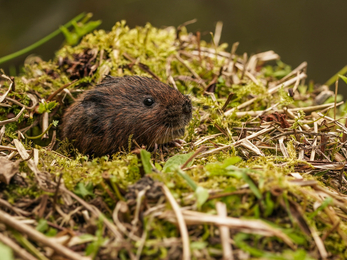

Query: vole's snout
left=182, top=99, right=192, bottom=114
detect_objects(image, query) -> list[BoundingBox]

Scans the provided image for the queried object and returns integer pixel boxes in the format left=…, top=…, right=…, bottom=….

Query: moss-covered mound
left=0, top=20, right=347, bottom=260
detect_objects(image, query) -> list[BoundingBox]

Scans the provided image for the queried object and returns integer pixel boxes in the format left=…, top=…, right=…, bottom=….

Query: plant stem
left=25, top=122, right=54, bottom=140
left=0, top=13, right=86, bottom=65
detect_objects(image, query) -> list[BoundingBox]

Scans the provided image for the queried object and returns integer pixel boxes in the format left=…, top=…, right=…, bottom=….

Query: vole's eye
left=143, top=97, right=154, bottom=106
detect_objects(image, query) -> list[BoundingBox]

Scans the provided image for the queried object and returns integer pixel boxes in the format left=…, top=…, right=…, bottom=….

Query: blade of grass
left=0, top=13, right=86, bottom=65
left=325, top=65, right=347, bottom=86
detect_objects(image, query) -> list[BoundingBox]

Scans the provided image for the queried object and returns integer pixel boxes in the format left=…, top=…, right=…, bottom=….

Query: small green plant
left=37, top=101, right=58, bottom=114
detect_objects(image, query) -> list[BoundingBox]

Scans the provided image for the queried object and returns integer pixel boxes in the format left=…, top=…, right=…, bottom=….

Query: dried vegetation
left=1, top=20, right=347, bottom=259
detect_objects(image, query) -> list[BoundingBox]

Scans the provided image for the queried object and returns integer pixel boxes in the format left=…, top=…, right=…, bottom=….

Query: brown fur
left=61, top=76, right=192, bottom=156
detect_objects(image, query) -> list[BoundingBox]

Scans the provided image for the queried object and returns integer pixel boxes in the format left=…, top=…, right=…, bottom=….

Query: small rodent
left=62, top=76, right=192, bottom=156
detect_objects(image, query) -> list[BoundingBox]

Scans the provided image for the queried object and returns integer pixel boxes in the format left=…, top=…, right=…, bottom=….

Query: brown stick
left=0, top=209, right=91, bottom=260
left=161, top=185, right=191, bottom=260
left=46, top=80, right=77, bottom=101
left=0, top=232, right=37, bottom=260
left=181, top=145, right=206, bottom=169
left=123, top=52, right=160, bottom=81
left=216, top=202, right=234, bottom=260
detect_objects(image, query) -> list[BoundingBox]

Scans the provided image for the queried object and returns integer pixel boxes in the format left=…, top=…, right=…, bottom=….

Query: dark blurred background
left=0, top=0, right=346, bottom=95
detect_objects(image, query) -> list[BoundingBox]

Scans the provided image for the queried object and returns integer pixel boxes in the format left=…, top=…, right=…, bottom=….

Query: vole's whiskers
left=136, top=121, right=161, bottom=141
left=150, top=127, right=163, bottom=147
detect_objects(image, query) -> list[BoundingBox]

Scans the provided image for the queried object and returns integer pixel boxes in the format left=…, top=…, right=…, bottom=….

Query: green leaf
left=37, top=103, right=46, bottom=114
left=78, top=234, right=97, bottom=243
left=85, top=239, right=100, bottom=256
left=195, top=186, right=209, bottom=208
left=339, top=74, right=347, bottom=85
left=234, top=233, right=312, bottom=259
left=234, top=233, right=263, bottom=257
left=61, top=18, right=101, bottom=46
left=175, top=167, right=208, bottom=208
left=282, top=229, right=306, bottom=245
left=241, top=172, right=262, bottom=199
left=0, top=243, right=13, bottom=260
left=162, top=152, right=194, bottom=173
left=309, top=196, right=332, bottom=219
left=37, top=101, right=58, bottom=114
left=140, top=149, right=152, bottom=174
left=73, top=20, right=102, bottom=38
left=52, top=120, right=59, bottom=127
left=190, top=241, right=208, bottom=250
left=218, top=165, right=261, bottom=199
left=36, top=219, right=48, bottom=233
left=235, top=232, right=313, bottom=259
left=206, top=156, right=243, bottom=177
left=74, top=182, right=95, bottom=199
left=264, top=191, right=275, bottom=217
left=60, top=25, right=79, bottom=45
left=155, top=162, right=162, bottom=171
left=175, top=167, right=197, bottom=190
left=46, top=228, right=58, bottom=237
left=47, top=101, right=57, bottom=111
left=222, top=156, right=242, bottom=167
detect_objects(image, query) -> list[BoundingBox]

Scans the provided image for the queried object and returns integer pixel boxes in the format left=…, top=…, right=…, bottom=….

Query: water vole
left=61, top=76, right=192, bottom=156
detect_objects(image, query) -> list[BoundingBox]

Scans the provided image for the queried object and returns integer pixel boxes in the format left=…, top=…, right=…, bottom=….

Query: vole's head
left=81, top=76, right=192, bottom=149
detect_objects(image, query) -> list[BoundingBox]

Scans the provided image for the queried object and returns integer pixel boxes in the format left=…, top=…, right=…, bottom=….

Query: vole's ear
left=82, top=90, right=106, bottom=104
left=102, top=75, right=116, bottom=83
left=97, top=75, right=120, bottom=88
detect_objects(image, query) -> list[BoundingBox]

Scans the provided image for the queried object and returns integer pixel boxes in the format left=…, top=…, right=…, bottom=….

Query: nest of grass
left=1, top=20, right=347, bottom=260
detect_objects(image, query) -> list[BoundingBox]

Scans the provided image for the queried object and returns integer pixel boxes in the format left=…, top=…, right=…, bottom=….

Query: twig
left=60, top=186, right=123, bottom=239
left=232, top=102, right=343, bottom=118
left=0, top=125, right=5, bottom=143
left=240, top=139, right=264, bottom=156
left=193, top=133, right=223, bottom=146
left=0, top=198, right=30, bottom=217
left=3, top=93, right=38, bottom=110
left=0, top=232, right=37, bottom=260
left=221, top=92, right=234, bottom=111
left=310, top=122, right=318, bottom=161
left=279, top=136, right=289, bottom=158
left=113, top=201, right=141, bottom=242
left=334, top=79, right=338, bottom=122
left=225, top=73, right=307, bottom=116
left=317, top=112, right=347, bottom=134
left=46, top=80, right=77, bottom=101
left=161, top=185, right=191, bottom=260
left=53, top=173, right=63, bottom=209
left=322, top=219, right=341, bottom=242
left=165, top=210, right=295, bottom=249
left=123, top=52, right=160, bottom=80
left=181, top=145, right=206, bottom=169
left=175, top=53, right=207, bottom=88
left=0, top=74, right=13, bottom=103
left=13, top=140, right=39, bottom=176
left=270, top=61, right=307, bottom=87
left=0, top=209, right=91, bottom=260
left=310, top=225, right=328, bottom=259
left=216, top=202, right=234, bottom=260
left=0, top=107, right=26, bottom=126
left=213, top=21, right=223, bottom=47
left=233, top=126, right=275, bottom=147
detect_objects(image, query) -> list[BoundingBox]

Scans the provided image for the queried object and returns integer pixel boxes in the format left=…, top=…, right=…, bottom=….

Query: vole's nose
left=182, top=99, right=192, bottom=114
